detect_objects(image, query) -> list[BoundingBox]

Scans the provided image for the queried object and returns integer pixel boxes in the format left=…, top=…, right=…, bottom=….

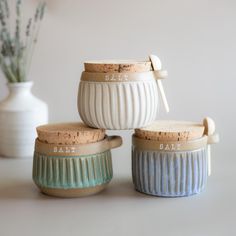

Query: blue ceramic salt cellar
left=132, top=117, right=219, bottom=197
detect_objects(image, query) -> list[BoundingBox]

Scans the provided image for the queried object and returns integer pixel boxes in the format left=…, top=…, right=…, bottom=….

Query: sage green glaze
left=32, top=150, right=113, bottom=189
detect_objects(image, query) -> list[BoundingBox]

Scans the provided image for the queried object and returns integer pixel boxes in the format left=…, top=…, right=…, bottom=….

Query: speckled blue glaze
left=132, top=147, right=208, bottom=197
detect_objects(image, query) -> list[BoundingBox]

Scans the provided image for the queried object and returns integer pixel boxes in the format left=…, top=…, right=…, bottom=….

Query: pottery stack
left=32, top=55, right=219, bottom=198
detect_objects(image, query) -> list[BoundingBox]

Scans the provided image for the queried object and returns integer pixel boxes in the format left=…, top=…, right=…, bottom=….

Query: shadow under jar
left=132, top=118, right=219, bottom=197
left=32, top=122, right=122, bottom=197
left=78, top=60, right=167, bottom=130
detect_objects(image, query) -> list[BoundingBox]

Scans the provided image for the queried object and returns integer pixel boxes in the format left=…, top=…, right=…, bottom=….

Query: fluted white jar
left=0, top=82, right=48, bottom=158
left=78, top=71, right=166, bottom=130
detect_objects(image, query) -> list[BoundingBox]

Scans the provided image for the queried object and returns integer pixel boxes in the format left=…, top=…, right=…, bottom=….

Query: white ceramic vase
left=0, top=81, right=48, bottom=158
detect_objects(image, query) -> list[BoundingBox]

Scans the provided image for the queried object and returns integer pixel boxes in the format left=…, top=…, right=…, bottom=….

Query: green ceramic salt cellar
left=32, top=122, right=122, bottom=197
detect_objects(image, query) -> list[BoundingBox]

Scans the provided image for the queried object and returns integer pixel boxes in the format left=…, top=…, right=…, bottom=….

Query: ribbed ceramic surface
left=132, top=148, right=208, bottom=197
left=78, top=81, right=159, bottom=129
left=33, top=150, right=113, bottom=189
left=0, top=111, right=47, bottom=158
left=0, top=82, right=48, bottom=158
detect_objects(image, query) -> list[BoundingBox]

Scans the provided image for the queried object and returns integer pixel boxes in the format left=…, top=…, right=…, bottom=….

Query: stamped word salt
left=159, top=143, right=181, bottom=151
left=53, top=146, right=76, bottom=153
left=104, top=74, right=129, bottom=82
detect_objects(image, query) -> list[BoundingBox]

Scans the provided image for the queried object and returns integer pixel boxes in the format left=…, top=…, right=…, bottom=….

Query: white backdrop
left=0, top=0, right=235, bottom=174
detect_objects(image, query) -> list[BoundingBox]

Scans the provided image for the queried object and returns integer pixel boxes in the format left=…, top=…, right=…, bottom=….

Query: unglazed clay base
left=38, top=183, right=108, bottom=198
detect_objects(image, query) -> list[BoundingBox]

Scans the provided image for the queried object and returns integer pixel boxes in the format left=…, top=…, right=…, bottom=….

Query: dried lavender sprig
left=0, top=0, right=22, bottom=82
left=34, top=3, right=40, bottom=22
left=0, top=54, right=17, bottom=83
left=0, top=9, right=6, bottom=27
left=0, top=0, right=9, bottom=18
left=0, top=1, right=46, bottom=83
left=0, top=0, right=7, bottom=26
left=26, top=18, right=32, bottom=37
left=25, top=2, right=46, bottom=77
left=15, top=0, right=22, bottom=82
left=0, top=31, right=18, bottom=81
left=0, top=29, right=13, bottom=56
left=0, top=0, right=11, bottom=43
left=40, top=2, right=46, bottom=20
left=24, top=3, right=41, bottom=71
left=22, top=17, right=32, bottom=79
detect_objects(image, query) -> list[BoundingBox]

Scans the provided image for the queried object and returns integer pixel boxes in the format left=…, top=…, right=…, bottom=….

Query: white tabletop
left=0, top=149, right=235, bottom=236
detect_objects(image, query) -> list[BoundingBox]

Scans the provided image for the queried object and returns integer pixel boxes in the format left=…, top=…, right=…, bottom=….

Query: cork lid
left=36, top=122, right=105, bottom=145
left=135, top=120, right=205, bottom=142
left=84, top=60, right=152, bottom=73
